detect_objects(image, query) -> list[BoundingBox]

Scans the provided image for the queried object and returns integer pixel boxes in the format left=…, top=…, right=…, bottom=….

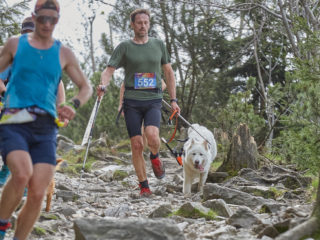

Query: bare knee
left=27, top=187, right=46, bottom=204
left=11, top=170, right=32, bottom=188
left=131, top=137, right=144, bottom=153
left=145, top=127, right=160, bottom=149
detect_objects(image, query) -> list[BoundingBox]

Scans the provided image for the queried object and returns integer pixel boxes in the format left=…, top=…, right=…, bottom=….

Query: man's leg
left=145, top=126, right=165, bottom=179
left=130, top=135, right=147, bottom=182
left=14, top=163, right=55, bottom=240
left=0, top=150, right=33, bottom=220
left=144, top=126, right=160, bottom=155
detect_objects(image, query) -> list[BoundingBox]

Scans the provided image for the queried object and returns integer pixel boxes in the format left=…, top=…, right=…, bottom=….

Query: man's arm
left=162, top=63, right=180, bottom=113
left=98, top=66, right=116, bottom=97
left=56, top=81, right=65, bottom=106
left=118, top=82, right=125, bottom=112
left=0, top=80, right=6, bottom=95
left=58, top=46, right=92, bottom=120
left=62, top=46, right=92, bottom=105
left=0, top=38, right=17, bottom=72
left=161, top=79, right=167, bottom=91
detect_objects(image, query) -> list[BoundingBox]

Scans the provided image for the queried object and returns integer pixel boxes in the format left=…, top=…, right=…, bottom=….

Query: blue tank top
left=0, top=65, right=11, bottom=81
left=4, top=34, right=62, bottom=118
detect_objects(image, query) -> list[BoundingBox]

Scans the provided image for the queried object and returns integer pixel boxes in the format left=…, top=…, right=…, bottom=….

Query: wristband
left=60, top=102, right=76, bottom=111
left=170, top=98, right=178, bottom=103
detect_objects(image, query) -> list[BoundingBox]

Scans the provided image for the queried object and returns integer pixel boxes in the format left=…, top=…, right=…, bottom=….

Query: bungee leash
left=162, top=99, right=212, bottom=145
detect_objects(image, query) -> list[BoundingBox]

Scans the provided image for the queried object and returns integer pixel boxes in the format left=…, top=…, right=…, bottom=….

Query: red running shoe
left=150, top=156, right=165, bottom=179
left=139, top=184, right=152, bottom=197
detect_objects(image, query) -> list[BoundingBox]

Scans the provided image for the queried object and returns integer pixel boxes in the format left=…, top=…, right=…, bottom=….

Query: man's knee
left=145, top=128, right=160, bottom=148
left=131, top=137, right=144, bottom=153
left=27, top=187, right=47, bottom=204
left=10, top=169, right=32, bottom=188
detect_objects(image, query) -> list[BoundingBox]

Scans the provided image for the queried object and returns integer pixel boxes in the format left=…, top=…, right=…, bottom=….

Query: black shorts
left=123, top=99, right=162, bottom=138
left=0, top=115, right=58, bottom=166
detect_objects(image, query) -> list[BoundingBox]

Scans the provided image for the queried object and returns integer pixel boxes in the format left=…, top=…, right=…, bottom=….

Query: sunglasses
left=35, top=15, right=58, bottom=25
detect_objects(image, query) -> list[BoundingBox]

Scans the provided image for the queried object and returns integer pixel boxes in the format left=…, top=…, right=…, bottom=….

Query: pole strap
left=167, top=109, right=178, bottom=143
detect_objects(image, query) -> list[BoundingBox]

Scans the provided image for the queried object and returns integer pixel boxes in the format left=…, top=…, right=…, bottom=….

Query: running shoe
left=139, top=184, right=152, bottom=197
left=150, top=156, right=165, bottom=179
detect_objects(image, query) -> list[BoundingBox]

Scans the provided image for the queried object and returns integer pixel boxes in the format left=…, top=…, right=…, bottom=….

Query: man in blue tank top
left=0, top=1, right=92, bottom=239
left=0, top=16, right=67, bottom=188
left=97, top=9, right=180, bottom=197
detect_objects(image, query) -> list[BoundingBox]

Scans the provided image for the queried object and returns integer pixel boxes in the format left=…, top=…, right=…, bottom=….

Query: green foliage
left=32, top=226, right=47, bottom=236
left=59, top=72, right=127, bottom=143
left=0, top=1, right=31, bottom=44
left=113, top=170, right=129, bottom=181
left=215, top=90, right=265, bottom=139
left=58, top=149, right=96, bottom=176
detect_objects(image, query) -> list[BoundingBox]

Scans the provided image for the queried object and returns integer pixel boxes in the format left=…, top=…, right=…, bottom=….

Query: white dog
left=183, top=124, right=217, bottom=195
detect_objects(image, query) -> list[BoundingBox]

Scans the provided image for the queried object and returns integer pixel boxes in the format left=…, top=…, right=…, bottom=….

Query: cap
left=34, top=0, right=60, bottom=13
left=21, top=17, right=35, bottom=32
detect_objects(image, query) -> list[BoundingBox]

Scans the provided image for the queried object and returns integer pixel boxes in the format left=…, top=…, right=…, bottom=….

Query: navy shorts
left=123, top=99, right=162, bottom=138
left=0, top=115, right=58, bottom=166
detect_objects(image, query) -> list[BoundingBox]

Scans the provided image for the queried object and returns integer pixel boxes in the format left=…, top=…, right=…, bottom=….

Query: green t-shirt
left=108, top=38, right=170, bottom=100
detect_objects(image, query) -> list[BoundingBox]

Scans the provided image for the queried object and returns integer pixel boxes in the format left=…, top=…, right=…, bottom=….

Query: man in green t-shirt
left=98, top=8, right=180, bottom=197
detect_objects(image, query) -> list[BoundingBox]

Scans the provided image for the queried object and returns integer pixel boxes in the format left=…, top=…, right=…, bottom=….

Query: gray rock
left=104, top=204, right=130, bottom=218
left=59, top=207, right=77, bottom=217
left=177, top=202, right=213, bottom=220
left=203, top=183, right=275, bottom=209
left=207, top=171, right=229, bottom=183
left=226, top=206, right=262, bottom=228
left=149, top=204, right=172, bottom=218
left=56, top=190, right=78, bottom=202
left=74, top=218, right=185, bottom=240
left=203, top=199, right=233, bottom=217
left=258, top=225, right=280, bottom=238
left=57, top=139, right=75, bottom=154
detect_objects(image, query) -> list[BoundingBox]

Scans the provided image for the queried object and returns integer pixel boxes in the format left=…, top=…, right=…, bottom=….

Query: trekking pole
left=162, top=99, right=211, bottom=145
left=77, top=96, right=103, bottom=194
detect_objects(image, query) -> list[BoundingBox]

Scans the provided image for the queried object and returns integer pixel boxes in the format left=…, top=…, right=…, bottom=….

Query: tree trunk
left=217, top=123, right=259, bottom=174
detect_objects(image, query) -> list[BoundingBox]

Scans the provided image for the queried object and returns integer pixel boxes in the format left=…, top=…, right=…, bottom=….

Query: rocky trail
left=0, top=134, right=315, bottom=240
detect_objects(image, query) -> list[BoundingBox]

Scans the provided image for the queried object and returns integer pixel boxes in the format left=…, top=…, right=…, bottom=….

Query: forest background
left=1, top=0, right=320, bottom=232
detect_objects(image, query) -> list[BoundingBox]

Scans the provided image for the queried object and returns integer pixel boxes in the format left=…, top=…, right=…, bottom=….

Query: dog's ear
left=203, top=141, right=208, bottom=151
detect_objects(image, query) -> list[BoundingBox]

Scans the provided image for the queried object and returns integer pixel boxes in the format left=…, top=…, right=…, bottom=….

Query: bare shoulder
left=1, top=36, right=19, bottom=57
left=60, top=44, right=77, bottom=69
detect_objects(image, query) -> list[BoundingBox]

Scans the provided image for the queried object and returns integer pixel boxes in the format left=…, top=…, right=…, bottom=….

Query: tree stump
left=217, top=123, right=259, bottom=174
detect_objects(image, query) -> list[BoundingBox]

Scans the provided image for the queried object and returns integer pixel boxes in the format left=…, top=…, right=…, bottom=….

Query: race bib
left=134, top=73, right=157, bottom=89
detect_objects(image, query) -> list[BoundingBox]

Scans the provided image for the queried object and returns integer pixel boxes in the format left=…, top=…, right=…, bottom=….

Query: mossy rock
left=32, top=226, right=47, bottom=236
left=175, top=202, right=217, bottom=220
left=113, top=170, right=129, bottom=181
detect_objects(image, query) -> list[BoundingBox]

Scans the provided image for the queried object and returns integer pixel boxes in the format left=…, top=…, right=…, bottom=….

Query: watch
left=72, top=98, right=81, bottom=109
left=170, top=98, right=178, bottom=103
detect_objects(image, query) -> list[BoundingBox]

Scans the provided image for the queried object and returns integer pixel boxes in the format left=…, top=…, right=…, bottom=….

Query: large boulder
left=74, top=218, right=185, bottom=240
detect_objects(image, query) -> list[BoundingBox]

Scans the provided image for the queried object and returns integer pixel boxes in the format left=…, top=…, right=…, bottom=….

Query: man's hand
left=97, top=85, right=106, bottom=98
left=118, top=104, right=124, bottom=117
left=57, top=104, right=76, bottom=121
left=171, top=101, right=180, bottom=114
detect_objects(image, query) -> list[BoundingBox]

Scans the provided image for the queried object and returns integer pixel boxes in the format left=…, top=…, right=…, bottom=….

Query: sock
left=0, top=219, right=9, bottom=225
left=139, top=180, right=149, bottom=189
left=0, top=219, right=10, bottom=237
left=150, top=152, right=159, bottom=159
